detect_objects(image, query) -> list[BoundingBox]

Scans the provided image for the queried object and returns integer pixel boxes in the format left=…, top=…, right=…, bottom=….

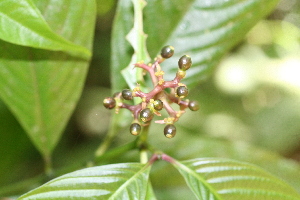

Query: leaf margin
left=171, top=157, right=300, bottom=200
left=17, top=162, right=152, bottom=200
left=0, top=0, right=91, bottom=58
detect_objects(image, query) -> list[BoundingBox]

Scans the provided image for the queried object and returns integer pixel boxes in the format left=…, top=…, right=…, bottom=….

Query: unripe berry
left=164, top=124, right=176, bottom=138
left=139, top=108, right=153, bottom=122
left=130, top=123, right=141, bottom=136
left=188, top=100, right=199, bottom=111
left=153, top=99, right=163, bottom=111
left=178, top=55, right=192, bottom=71
left=103, top=97, right=116, bottom=109
left=122, top=89, right=133, bottom=100
left=161, top=45, right=175, bottom=58
left=176, top=86, right=189, bottom=98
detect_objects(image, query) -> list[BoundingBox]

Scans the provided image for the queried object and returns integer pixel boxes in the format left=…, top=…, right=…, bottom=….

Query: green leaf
left=173, top=158, right=300, bottom=200
left=0, top=0, right=91, bottom=58
left=111, top=0, right=134, bottom=92
left=96, top=0, right=116, bottom=16
left=111, top=0, right=280, bottom=90
left=121, top=0, right=151, bottom=92
left=146, top=0, right=280, bottom=88
left=0, top=0, right=96, bottom=158
left=18, top=163, right=152, bottom=200
left=145, top=182, right=157, bottom=200
left=150, top=133, right=300, bottom=193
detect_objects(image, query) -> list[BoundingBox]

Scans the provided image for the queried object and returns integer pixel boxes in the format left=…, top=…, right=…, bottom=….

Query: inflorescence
left=103, top=45, right=199, bottom=138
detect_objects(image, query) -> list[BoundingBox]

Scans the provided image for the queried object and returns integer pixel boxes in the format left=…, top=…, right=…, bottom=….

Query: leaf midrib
left=0, top=11, right=67, bottom=46
left=175, top=160, right=222, bottom=200
left=30, top=65, right=48, bottom=155
left=108, top=164, right=150, bottom=200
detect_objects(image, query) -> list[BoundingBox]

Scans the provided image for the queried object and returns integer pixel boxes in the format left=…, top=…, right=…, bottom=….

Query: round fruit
left=160, top=45, right=175, bottom=58
left=176, top=86, right=189, bottom=98
left=164, top=124, right=176, bottom=138
left=139, top=108, right=153, bottom=122
left=103, top=97, right=116, bottom=109
left=188, top=100, right=199, bottom=111
left=130, top=123, right=141, bottom=136
left=178, top=55, right=192, bottom=71
left=122, top=89, right=133, bottom=100
left=153, top=99, right=163, bottom=111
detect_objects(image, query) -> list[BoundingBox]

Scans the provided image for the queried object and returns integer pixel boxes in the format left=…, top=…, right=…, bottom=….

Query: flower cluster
left=103, top=46, right=199, bottom=138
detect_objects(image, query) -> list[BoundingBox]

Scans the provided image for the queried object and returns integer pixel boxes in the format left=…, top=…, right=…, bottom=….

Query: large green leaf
left=111, top=0, right=280, bottom=91
left=18, top=163, right=152, bottom=200
left=173, top=158, right=300, bottom=200
left=149, top=133, right=300, bottom=194
left=0, top=0, right=96, bottom=158
left=147, top=0, right=280, bottom=87
left=0, top=0, right=90, bottom=57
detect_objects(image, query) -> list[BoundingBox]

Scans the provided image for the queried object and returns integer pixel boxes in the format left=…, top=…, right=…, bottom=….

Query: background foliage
left=0, top=0, right=300, bottom=199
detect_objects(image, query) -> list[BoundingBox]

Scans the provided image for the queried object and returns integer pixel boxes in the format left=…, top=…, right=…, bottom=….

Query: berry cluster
left=103, top=46, right=199, bottom=138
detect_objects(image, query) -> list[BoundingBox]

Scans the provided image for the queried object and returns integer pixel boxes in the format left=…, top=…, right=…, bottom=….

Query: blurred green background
left=0, top=0, right=300, bottom=199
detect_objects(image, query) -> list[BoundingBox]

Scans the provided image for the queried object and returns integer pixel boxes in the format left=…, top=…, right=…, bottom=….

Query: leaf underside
left=0, top=0, right=96, bottom=157
left=18, top=163, right=152, bottom=200
left=174, top=158, right=300, bottom=200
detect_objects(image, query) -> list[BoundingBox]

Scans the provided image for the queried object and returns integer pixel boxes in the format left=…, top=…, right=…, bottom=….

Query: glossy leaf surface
left=173, top=158, right=300, bottom=200
left=0, top=0, right=96, bottom=157
left=150, top=136, right=300, bottom=197
left=111, top=0, right=280, bottom=91
left=0, top=0, right=90, bottom=57
left=18, top=163, right=152, bottom=200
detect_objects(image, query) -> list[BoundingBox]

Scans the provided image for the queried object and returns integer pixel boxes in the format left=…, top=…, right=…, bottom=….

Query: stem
left=43, top=155, right=53, bottom=177
left=134, top=62, right=157, bottom=86
left=161, top=153, right=176, bottom=164
left=96, top=0, right=152, bottom=165
left=132, top=0, right=148, bottom=63
left=139, top=124, right=149, bottom=145
left=95, top=113, right=120, bottom=157
left=138, top=124, right=150, bottom=163
left=122, top=0, right=150, bottom=92
left=140, top=150, right=148, bottom=164
left=160, top=97, right=178, bottom=119
left=145, top=152, right=175, bottom=166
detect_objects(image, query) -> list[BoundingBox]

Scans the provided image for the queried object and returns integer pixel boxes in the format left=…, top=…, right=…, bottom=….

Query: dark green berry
left=164, top=124, right=176, bottom=138
left=139, top=108, right=153, bottom=122
left=153, top=99, right=163, bottom=111
left=130, top=123, right=141, bottom=136
left=176, top=86, right=189, bottom=98
left=188, top=100, right=199, bottom=111
left=103, top=97, right=116, bottom=109
left=122, top=89, right=133, bottom=100
left=161, top=45, right=175, bottom=58
left=178, top=55, right=192, bottom=71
